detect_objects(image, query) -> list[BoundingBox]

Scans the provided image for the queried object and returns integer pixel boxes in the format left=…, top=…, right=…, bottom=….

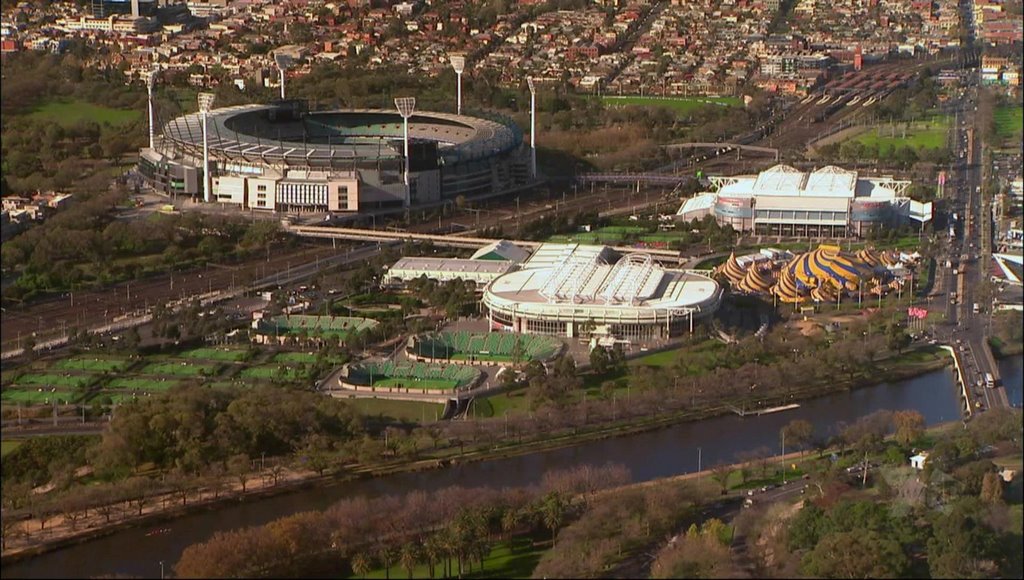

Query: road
left=931, top=1, right=1011, bottom=413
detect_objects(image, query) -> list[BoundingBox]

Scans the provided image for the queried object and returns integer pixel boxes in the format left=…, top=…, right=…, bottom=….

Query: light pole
left=159, top=561, right=165, bottom=579
left=450, top=55, right=466, bottom=115
left=145, top=67, right=159, bottom=150
left=395, top=96, right=416, bottom=208
left=198, top=92, right=216, bottom=203
left=274, top=53, right=293, bottom=100
left=526, top=77, right=537, bottom=180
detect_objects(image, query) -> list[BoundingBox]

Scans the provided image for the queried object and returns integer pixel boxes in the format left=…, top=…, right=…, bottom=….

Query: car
left=747, top=489, right=755, bottom=496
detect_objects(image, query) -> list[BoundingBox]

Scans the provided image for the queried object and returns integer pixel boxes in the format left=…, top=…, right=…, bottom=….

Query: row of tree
left=173, top=463, right=631, bottom=578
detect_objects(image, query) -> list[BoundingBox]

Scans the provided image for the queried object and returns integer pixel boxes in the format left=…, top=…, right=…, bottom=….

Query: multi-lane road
left=933, top=6, right=1012, bottom=413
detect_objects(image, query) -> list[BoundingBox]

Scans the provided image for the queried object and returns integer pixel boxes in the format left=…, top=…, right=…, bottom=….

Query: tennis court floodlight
left=198, top=92, right=216, bottom=203
left=450, top=54, right=466, bottom=115
left=395, top=97, right=416, bottom=208
left=274, top=52, right=294, bottom=100
left=145, top=67, right=159, bottom=150
left=526, top=78, right=537, bottom=179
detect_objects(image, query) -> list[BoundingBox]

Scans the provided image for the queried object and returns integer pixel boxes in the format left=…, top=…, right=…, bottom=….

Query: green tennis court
left=52, top=357, right=130, bottom=372
left=141, top=362, right=219, bottom=377
left=13, top=373, right=93, bottom=388
left=372, top=377, right=458, bottom=391
left=180, top=348, right=250, bottom=362
left=1, top=389, right=77, bottom=404
left=106, top=377, right=182, bottom=391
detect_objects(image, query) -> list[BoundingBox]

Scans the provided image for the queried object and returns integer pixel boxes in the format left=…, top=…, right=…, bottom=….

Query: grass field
left=1, top=389, right=77, bottom=404
left=141, top=362, right=219, bottom=377
left=1, top=440, right=23, bottom=458
left=346, top=536, right=547, bottom=579
left=346, top=398, right=445, bottom=423
left=373, top=377, right=458, bottom=391
left=13, top=373, right=92, bottom=388
left=272, top=352, right=349, bottom=364
left=29, top=99, right=141, bottom=127
left=601, top=95, right=742, bottom=115
left=180, top=348, right=250, bottom=362
left=854, top=115, right=950, bottom=150
left=52, top=357, right=130, bottom=373
left=994, top=106, right=1023, bottom=139
left=107, top=377, right=181, bottom=392
left=239, top=365, right=305, bottom=381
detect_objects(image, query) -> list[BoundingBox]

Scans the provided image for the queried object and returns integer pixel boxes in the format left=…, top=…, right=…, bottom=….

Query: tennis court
left=13, top=373, right=93, bottom=389
left=255, top=315, right=379, bottom=341
left=409, top=332, right=562, bottom=363
left=141, top=362, right=220, bottom=377
left=344, top=361, right=481, bottom=390
left=1, top=389, right=78, bottom=404
left=106, top=377, right=182, bottom=392
left=180, top=348, right=250, bottom=362
left=52, top=357, right=131, bottom=372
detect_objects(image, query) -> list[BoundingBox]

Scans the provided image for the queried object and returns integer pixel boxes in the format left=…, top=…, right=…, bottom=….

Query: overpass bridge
left=285, top=224, right=685, bottom=263
left=663, top=142, right=780, bottom=161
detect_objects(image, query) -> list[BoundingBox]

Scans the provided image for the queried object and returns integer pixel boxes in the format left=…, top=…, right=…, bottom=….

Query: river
left=4, top=359, right=1021, bottom=579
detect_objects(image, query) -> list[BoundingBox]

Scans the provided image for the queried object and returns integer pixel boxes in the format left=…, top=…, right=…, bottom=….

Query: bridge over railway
left=285, top=224, right=685, bottom=262
left=663, top=142, right=780, bottom=161
left=576, top=173, right=692, bottom=186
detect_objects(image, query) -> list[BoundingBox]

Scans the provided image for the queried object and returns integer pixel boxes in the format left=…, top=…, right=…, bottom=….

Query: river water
left=4, top=359, right=1022, bottom=579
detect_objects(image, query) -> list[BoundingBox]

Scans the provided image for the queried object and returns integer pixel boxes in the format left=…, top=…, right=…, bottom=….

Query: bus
left=984, top=373, right=995, bottom=389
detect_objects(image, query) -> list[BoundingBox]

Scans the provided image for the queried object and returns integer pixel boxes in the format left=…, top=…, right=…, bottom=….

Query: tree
left=399, top=541, right=420, bottom=579
left=589, top=345, right=611, bottom=375
left=351, top=552, right=372, bottom=579
left=540, top=492, right=567, bottom=546
left=781, top=419, right=814, bottom=454
left=227, top=454, right=252, bottom=493
left=803, top=528, right=909, bottom=578
left=708, top=462, right=732, bottom=495
left=893, top=410, right=925, bottom=445
left=980, top=472, right=1003, bottom=504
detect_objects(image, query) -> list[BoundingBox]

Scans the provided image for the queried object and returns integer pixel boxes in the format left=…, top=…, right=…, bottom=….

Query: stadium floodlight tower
left=274, top=52, right=293, bottom=100
left=526, top=77, right=537, bottom=179
left=145, top=67, right=159, bottom=150
left=394, top=96, right=416, bottom=208
left=197, top=92, right=216, bottom=203
left=449, top=54, right=466, bottom=115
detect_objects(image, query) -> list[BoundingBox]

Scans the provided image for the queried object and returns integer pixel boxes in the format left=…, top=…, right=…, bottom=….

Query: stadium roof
left=484, top=243, right=721, bottom=319
left=714, top=165, right=909, bottom=200
left=676, top=193, right=716, bottom=216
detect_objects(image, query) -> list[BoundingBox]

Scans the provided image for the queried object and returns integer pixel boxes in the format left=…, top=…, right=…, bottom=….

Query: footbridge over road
left=663, top=142, right=780, bottom=161
left=285, top=224, right=686, bottom=263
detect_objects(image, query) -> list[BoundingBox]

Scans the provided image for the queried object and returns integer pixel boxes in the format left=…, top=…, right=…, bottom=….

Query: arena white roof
left=483, top=244, right=722, bottom=322
left=713, top=165, right=909, bottom=200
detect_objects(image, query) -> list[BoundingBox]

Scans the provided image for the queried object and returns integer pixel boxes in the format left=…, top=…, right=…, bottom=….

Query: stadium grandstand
left=482, top=243, right=722, bottom=341
left=339, top=361, right=482, bottom=394
left=139, top=100, right=531, bottom=213
left=251, top=314, right=378, bottom=345
left=406, top=331, right=564, bottom=364
left=677, top=165, right=932, bottom=237
left=383, top=240, right=530, bottom=290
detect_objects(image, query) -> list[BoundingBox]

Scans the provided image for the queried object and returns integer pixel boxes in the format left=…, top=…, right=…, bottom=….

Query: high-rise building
left=91, top=0, right=156, bottom=18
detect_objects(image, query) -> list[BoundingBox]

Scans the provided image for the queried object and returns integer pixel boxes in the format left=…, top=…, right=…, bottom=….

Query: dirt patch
left=791, top=320, right=822, bottom=336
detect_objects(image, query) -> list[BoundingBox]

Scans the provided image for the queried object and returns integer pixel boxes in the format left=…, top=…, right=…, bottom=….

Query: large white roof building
left=482, top=243, right=722, bottom=340
left=677, top=165, right=931, bottom=237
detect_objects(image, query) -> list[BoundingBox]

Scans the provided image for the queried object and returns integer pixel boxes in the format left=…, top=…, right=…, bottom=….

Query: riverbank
left=0, top=347, right=953, bottom=565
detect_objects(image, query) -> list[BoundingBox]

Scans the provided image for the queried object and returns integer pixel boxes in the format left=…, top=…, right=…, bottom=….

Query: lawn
left=239, top=365, right=306, bottom=381
left=106, top=377, right=182, bottom=392
left=994, top=106, right=1023, bottom=139
left=346, top=536, right=547, bottom=579
left=1, top=389, right=78, bottom=404
left=373, top=377, right=458, bottom=391
left=52, top=357, right=130, bottom=373
left=272, top=352, right=349, bottom=365
left=141, top=362, right=219, bottom=377
left=29, top=99, right=141, bottom=127
left=13, top=373, right=93, bottom=388
left=601, top=95, right=742, bottom=116
left=1, top=440, right=23, bottom=458
left=854, top=115, right=950, bottom=150
left=346, top=398, right=445, bottom=423
left=180, top=348, right=250, bottom=362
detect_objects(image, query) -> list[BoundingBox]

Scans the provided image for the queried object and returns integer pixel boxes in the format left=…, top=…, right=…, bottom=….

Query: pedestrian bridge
left=663, top=142, right=780, bottom=160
